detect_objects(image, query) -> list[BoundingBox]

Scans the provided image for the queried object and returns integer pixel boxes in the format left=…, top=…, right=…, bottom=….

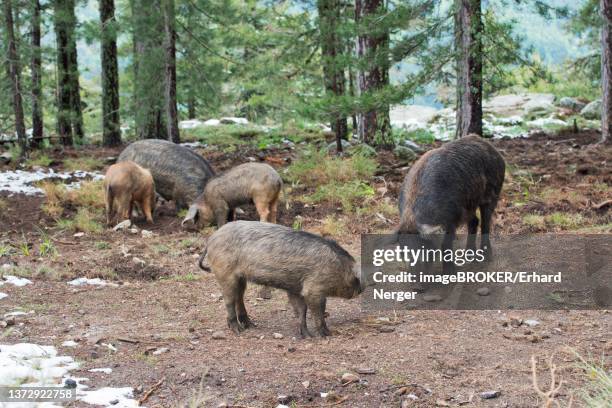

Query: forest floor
left=0, top=130, right=610, bottom=407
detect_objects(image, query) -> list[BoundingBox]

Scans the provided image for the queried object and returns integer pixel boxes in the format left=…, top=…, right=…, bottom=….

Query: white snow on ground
left=88, top=368, right=112, bottom=374
left=1, top=275, right=32, bottom=287
left=0, top=293, right=7, bottom=300
left=68, top=277, right=117, bottom=287
left=79, top=387, right=138, bottom=408
left=61, top=340, right=78, bottom=347
left=4, top=310, right=31, bottom=317
left=0, top=343, right=140, bottom=408
left=0, top=169, right=102, bottom=195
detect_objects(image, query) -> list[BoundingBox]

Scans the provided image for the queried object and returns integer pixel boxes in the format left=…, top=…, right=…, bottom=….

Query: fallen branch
left=531, top=355, right=573, bottom=408
left=138, top=377, right=165, bottom=405
left=593, top=199, right=612, bottom=210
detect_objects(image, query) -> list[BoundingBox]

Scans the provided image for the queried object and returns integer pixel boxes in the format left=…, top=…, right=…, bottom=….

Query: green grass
left=309, top=180, right=375, bottom=212
left=287, top=147, right=377, bottom=186
left=0, top=198, right=7, bottom=213
left=56, top=208, right=104, bottom=234
left=393, top=128, right=436, bottom=145
left=546, top=212, right=584, bottom=230
left=575, top=354, right=612, bottom=407
left=95, top=241, right=111, bottom=250
left=523, top=214, right=545, bottom=230
left=26, top=152, right=53, bottom=168
left=63, top=157, right=104, bottom=171
left=0, top=243, right=12, bottom=257
left=38, top=236, right=58, bottom=257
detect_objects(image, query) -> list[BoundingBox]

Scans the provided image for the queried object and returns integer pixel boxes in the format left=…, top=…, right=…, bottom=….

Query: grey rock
left=349, top=143, right=377, bottom=157
left=212, top=331, right=226, bottom=340
left=558, top=96, right=586, bottom=111
left=403, top=140, right=424, bottom=152
left=393, top=145, right=417, bottom=161
left=480, top=390, right=501, bottom=399
left=327, top=139, right=351, bottom=152
left=0, top=152, right=12, bottom=165
left=581, top=100, right=602, bottom=119
left=477, top=287, right=491, bottom=296
left=64, top=379, right=77, bottom=389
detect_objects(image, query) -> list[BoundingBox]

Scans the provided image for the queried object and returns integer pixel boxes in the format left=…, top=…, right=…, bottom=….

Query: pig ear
left=182, top=205, right=199, bottom=227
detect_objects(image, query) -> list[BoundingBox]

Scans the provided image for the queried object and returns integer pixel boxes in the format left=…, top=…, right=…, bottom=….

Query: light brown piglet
left=104, top=161, right=156, bottom=225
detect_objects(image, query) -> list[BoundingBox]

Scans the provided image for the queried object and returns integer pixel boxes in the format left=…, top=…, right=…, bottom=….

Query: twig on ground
left=138, top=377, right=165, bottom=405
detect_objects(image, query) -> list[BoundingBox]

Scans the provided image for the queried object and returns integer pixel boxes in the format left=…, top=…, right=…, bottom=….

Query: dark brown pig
left=117, top=139, right=215, bottom=210
left=398, top=135, right=505, bottom=267
left=198, top=221, right=362, bottom=337
left=104, top=161, right=155, bottom=225
left=182, top=162, right=282, bottom=228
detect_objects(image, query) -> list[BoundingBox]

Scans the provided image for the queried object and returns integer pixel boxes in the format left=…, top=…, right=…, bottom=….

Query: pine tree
left=355, top=0, right=392, bottom=148
left=100, top=0, right=121, bottom=146
left=318, top=0, right=348, bottom=153
left=163, top=0, right=179, bottom=143
left=132, top=0, right=167, bottom=140
left=67, top=0, right=84, bottom=142
left=30, top=0, right=44, bottom=149
left=3, top=0, right=27, bottom=157
left=455, top=0, right=483, bottom=138
left=601, top=0, right=612, bottom=144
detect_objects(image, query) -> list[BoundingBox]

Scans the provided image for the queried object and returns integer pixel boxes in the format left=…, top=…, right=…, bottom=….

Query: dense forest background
left=1, top=0, right=611, bottom=156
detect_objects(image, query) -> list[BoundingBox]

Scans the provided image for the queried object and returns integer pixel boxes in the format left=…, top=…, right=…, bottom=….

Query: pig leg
left=442, top=227, right=456, bottom=275
left=221, top=277, right=244, bottom=334
left=479, top=203, right=495, bottom=259
left=288, top=292, right=312, bottom=338
left=466, top=214, right=479, bottom=251
left=235, top=277, right=254, bottom=329
left=268, top=197, right=279, bottom=224
left=254, top=198, right=270, bottom=223
left=141, top=197, right=154, bottom=223
left=305, top=295, right=331, bottom=337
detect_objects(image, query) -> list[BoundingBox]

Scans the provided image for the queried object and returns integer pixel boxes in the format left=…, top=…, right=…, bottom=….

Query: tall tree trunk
left=454, top=0, right=483, bottom=138
left=163, top=0, right=179, bottom=143
left=355, top=0, right=392, bottom=148
left=66, top=0, right=84, bottom=142
left=30, top=0, right=44, bottom=148
left=132, top=0, right=167, bottom=140
left=187, top=93, right=197, bottom=119
left=601, top=0, right=612, bottom=144
left=54, top=0, right=73, bottom=145
left=100, top=0, right=121, bottom=146
left=318, top=0, right=348, bottom=153
left=348, top=67, right=358, bottom=133
left=4, top=0, right=27, bottom=157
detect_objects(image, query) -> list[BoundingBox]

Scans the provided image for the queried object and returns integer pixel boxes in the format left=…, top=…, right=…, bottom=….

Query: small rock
left=0, top=152, right=12, bottom=164
left=272, top=332, right=284, bottom=339
left=64, top=379, right=77, bottom=389
left=287, top=347, right=296, bottom=353
left=552, top=327, right=563, bottom=335
left=212, top=331, right=226, bottom=340
left=393, top=145, right=417, bottom=161
left=480, top=390, right=501, bottom=399
left=356, top=367, right=376, bottom=375
left=152, top=347, right=169, bottom=355
left=277, top=395, right=294, bottom=404
left=129, top=227, right=139, bottom=234
left=109, top=399, right=119, bottom=405
left=378, top=326, right=395, bottom=333
left=73, top=232, right=85, bottom=238
left=327, top=139, right=351, bottom=152
left=423, top=294, right=442, bottom=302
left=141, top=230, right=154, bottom=238
left=580, top=100, right=602, bottom=119
left=476, top=287, right=490, bottom=296
left=340, top=372, right=359, bottom=384
left=301, top=380, right=310, bottom=389
left=524, top=319, right=540, bottom=327
left=132, top=257, right=145, bottom=266
left=112, top=219, right=132, bottom=231
left=78, top=309, right=86, bottom=315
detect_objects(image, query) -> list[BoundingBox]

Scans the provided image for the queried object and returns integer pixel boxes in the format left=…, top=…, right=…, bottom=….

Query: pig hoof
left=227, top=320, right=244, bottom=334
left=238, top=315, right=255, bottom=329
left=317, top=327, right=332, bottom=337
left=299, top=327, right=313, bottom=339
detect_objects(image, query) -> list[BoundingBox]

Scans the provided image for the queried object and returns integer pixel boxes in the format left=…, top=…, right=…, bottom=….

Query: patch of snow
left=0, top=169, right=103, bottom=195
left=204, top=118, right=221, bottom=126
left=178, top=119, right=204, bottom=129
left=88, top=367, right=113, bottom=374
left=0, top=343, right=139, bottom=408
left=62, top=340, right=78, bottom=347
left=0, top=292, right=7, bottom=300
left=79, top=387, right=138, bottom=408
left=526, top=117, right=567, bottom=128
left=2, top=275, right=32, bottom=287
left=220, top=117, right=249, bottom=125
left=179, top=142, right=202, bottom=148
left=4, top=310, right=30, bottom=317
left=68, top=278, right=117, bottom=287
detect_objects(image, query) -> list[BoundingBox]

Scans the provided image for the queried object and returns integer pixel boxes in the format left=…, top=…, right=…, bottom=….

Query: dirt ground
left=0, top=131, right=610, bottom=407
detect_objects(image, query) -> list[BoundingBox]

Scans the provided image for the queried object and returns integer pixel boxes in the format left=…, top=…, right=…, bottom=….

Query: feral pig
left=398, top=135, right=505, bottom=267
left=199, top=221, right=362, bottom=337
left=183, top=162, right=282, bottom=227
left=104, top=161, right=155, bottom=225
left=117, top=139, right=215, bottom=210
